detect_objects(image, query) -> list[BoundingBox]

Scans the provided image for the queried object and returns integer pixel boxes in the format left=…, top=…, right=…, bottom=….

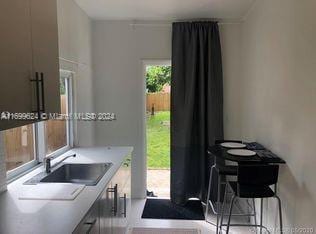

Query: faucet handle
left=44, top=155, right=54, bottom=162
left=45, top=157, right=52, bottom=173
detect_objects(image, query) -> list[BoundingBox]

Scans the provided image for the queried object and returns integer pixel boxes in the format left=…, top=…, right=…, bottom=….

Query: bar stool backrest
left=237, top=164, right=279, bottom=186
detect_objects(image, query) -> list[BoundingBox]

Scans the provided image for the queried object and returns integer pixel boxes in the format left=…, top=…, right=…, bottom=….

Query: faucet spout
left=45, top=154, right=76, bottom=173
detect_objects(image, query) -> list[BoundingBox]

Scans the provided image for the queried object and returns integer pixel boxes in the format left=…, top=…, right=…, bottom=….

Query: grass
left=147, top=111, right=170, bottom=169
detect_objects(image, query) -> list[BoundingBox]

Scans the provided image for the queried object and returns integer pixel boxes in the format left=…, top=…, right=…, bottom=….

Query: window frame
left=6, top=70, right=75, bottom=180
left=38, top=70, right=74, bottom=162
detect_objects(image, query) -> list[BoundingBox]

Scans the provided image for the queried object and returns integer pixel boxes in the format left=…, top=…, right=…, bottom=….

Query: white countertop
left=0, top=146, right=133, bottom=234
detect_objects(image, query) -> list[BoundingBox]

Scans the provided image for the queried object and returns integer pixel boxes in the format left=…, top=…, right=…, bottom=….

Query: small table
left=208, top=144, right=286, bottom=164
left=205, top=143, right=285, bottom=233
left=207, top=144, right=285, bottom=233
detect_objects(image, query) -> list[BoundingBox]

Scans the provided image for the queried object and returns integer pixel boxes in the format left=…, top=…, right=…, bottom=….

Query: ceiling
left=74, top=0, right=255, bottom=21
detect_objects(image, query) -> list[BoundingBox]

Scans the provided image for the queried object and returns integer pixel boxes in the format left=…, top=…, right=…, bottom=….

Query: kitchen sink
left=24, top=163, right=112, bottom=186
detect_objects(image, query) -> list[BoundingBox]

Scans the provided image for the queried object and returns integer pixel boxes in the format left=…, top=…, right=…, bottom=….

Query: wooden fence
left=146, top=92, right=170, bottom=112
left=45, top=95, right=67, bottom=154
left=4, top=125, right=35, bottom=171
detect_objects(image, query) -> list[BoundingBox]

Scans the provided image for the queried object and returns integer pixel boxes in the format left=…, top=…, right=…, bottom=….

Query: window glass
left=3, top=124, right=35, bottom=172
left=44, top=77, right=68, bottom=155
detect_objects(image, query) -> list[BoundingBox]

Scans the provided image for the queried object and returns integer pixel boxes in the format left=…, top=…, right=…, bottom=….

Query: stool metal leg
left=252, top=198, right=257, bottom=233
left=205, top=165, right=215, bottom=222
left=275, top=196, right=283, bottom=234
left=260, top=198, right=263, bottom=234
left=226, top=195, right=236, bottom=234
left=220, top=183, right=228, bottom=233
left=216, top=174, right=221, bottom=233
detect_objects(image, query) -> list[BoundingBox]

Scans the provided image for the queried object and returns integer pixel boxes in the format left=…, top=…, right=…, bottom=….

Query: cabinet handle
left=39, top=72, right=45, bottom=114
left=114, top=184, right=118, bottom=216
left=120, top=193, right=127, bottom=218
left=30, top=72, right=41, bottom=119
left=107, top=184, right=118, bottom=216
left=84, top=218, right=97, bottom=234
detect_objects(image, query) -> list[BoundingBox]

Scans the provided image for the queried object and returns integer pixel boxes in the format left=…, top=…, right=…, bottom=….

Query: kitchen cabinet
left=0, top=0, right=34, bottom=129
left=74, top=154, right=131, bottom=234
left=29, top=0, right=60, bottom=116
left=73, top=202, right=100, bottom=234
left=0, top=0, right=60, bottom=130
left=100, top=183, right=114, bottom=234
left=111, top=156, right=131, bottom=234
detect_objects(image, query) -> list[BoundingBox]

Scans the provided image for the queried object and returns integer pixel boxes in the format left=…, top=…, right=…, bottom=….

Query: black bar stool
left=220, top=164, right=283, bottom=234
left=205, top=140, right=257, bottom=233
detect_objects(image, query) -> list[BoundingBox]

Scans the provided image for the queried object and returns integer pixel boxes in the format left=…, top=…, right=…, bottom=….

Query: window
left=3, top=70, right=74, bottom=178
left=3, top=124, right=36, bottom=172
left=44, top=76, right=70, bottom=155
left=40, top=71, right=73, bottom=158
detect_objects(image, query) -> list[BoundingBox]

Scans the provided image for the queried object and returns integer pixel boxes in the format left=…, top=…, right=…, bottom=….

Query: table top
left=208, top=144, right=286, bottom=164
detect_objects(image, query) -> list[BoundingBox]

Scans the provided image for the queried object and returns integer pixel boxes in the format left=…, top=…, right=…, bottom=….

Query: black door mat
left=141, top=199, right=205, bottom=220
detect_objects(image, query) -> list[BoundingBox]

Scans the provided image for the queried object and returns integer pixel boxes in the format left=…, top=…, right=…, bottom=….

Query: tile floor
left=131, top=227, right=200, bottom=234
left=128, top=199, right=258, bottom=234
left=147, top=169, right=170, bottom=197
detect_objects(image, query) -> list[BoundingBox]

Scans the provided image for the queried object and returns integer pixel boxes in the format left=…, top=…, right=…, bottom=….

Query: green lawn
left=147, top=111, right=170, bottom=169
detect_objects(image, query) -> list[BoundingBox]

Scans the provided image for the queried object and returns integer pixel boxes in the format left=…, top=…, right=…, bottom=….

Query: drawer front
left=74, top=202, right=100, bottom=234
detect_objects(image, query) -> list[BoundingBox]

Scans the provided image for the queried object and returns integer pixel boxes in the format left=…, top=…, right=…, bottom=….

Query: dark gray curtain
left=171, top=22, right=223, bottom=205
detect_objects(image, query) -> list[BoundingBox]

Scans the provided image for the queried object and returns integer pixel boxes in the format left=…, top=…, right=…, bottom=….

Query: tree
left=146, top=66, right=171, bottom=93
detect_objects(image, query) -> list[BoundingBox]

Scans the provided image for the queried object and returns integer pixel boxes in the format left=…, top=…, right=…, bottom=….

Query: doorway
left=144, top=60, right=171, bottom=198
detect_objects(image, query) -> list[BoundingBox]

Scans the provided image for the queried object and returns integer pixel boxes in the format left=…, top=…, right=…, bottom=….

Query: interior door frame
left=141, top=59, right=171, bottom=198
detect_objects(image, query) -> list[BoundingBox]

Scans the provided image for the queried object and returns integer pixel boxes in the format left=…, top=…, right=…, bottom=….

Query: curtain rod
left=129, top=21, right=242, bottom=27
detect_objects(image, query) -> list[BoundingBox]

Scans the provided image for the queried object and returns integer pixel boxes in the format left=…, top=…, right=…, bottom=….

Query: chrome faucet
left=45, top=154, right=76, bottom=173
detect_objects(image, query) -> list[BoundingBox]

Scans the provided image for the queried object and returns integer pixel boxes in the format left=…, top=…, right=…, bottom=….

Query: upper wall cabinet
left=0, top=0, right=60, bottom=131
left=30, top=0, right=60, bottom=116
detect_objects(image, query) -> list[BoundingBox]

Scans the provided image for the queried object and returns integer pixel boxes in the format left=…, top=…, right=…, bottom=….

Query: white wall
left=57, top=0, right=95, bottom=146
left=220, top=24, right=242, bottom=139
left=92, top=21, right=171, bottom=198
left=92, top=10, right=316, bottom=228
left=92, top=21, right=241, bottom=198
left=237, top=0, right=316, bottom=230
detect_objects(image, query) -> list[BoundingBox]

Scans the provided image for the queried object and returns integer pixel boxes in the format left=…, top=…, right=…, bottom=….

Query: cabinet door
left=30, top=0, right=60, bottom=115
left=118, top=157, right=131, bottom=234
left=115, top=183, right=131, bottom=234
left=0, top=0, right=34, bottom=130
left=112, top=156, right=131, bottom=234
left=100, top=183, right=113, bottom=234
left=120, top=170, right=131, bottom=233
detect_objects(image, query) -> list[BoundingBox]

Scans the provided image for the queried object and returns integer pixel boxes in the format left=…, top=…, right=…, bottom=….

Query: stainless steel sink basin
left=24, top=163, right=112, bottom=186
left=40, top=163, right=112, bottom=186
